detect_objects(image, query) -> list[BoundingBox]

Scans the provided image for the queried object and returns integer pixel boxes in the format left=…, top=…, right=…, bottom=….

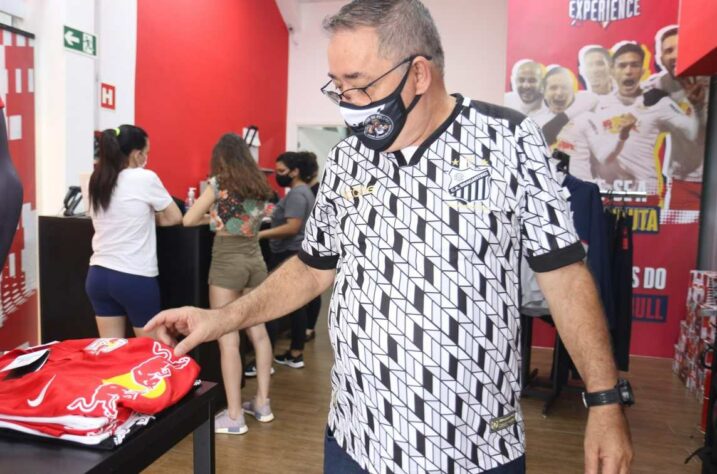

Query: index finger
left=600, top=454, right=620, bottom=474
left=149, top=323, right=177, bottom=348
left=144, top=311, right=169, bottom=333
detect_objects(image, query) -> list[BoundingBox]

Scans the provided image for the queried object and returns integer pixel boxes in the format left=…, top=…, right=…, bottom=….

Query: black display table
left=0, top=381, right=220, bottom=474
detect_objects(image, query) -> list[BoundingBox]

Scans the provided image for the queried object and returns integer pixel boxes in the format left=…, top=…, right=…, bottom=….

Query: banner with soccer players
left=0, top=26, right=38, bottom=350
left=505, top=0, right=709, bottom=357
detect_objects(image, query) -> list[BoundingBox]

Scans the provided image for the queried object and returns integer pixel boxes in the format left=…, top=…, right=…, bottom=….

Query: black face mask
left=276, top=174, right=292, bottom=187
left=339, top=65, right=422, bottom=152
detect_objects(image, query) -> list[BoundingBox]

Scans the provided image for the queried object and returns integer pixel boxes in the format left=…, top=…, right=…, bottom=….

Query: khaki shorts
left=208, top=235, right=268, bottom=291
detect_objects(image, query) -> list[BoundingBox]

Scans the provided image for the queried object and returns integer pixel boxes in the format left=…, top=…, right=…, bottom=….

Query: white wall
left=19, top=0, right=136, bottom=214
left=297, top=125, right=347, bottom=172
left=22, top=0, right=68, bottom=215
left=284, top=0, right=509, bottom=151
left=0, top=0, right=26, bottom=19
left=63, top=0, right=95, bottom=205
left=96, top=0, right=136, bottom=130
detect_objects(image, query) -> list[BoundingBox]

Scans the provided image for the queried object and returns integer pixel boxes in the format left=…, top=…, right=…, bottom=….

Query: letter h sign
left=100, top=83, right=116, bottom=110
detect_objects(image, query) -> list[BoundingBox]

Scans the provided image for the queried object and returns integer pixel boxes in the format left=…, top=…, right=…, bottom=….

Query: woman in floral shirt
left=184, top=133, right=275, bottom=435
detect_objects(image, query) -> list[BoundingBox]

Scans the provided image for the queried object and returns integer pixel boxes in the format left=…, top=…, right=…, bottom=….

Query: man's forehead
left=517, top=64, right=540, bottom=77
left=614, top=53, right=641, bottom=65
left=327, top=27, right=383, bottom=78
left=662, top=35, right=678, bottom=48
left=586, top=51, right=608, bottom=63
left=547, top=73, right=572, bottom=86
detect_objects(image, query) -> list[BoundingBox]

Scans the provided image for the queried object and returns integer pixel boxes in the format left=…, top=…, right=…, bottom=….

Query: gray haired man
left=147, top=1, right=633, bottom=472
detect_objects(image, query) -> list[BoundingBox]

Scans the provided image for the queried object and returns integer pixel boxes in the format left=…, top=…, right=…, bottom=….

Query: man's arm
left=536, top=261, right=616, bottom=391
left=587, top=114, right=634, bottom=165
left=656, top=96, right=699, bottom=141
left=223, top=256, right=335, bottom=329
left=536, top=261, right=633, bottom=473
left=145, top=256, right=335, bottom=355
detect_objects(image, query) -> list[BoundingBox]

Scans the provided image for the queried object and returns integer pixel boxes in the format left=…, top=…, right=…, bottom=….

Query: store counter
left=38, top=216, right=221, bottom=384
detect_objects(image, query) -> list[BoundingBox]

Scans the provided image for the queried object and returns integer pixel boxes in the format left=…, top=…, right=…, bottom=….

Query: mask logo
left=364, top=114, right=394, bottom=140
left=339, top=59, right=422, bottom=152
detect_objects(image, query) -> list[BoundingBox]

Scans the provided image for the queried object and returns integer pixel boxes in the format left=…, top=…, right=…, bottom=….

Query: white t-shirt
left=89, top=168, right=173, bottom=277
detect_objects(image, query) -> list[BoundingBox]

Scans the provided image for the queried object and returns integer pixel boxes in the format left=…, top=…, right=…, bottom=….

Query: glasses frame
left=320, top=54, right=432, bottom=105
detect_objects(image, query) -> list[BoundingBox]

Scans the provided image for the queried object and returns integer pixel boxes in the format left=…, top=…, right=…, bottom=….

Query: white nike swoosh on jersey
left=27, top=375, right=56, bottom=407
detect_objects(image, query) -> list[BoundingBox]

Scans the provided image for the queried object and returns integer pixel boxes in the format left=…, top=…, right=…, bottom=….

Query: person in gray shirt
left=258, top=151, right=317, bottom=368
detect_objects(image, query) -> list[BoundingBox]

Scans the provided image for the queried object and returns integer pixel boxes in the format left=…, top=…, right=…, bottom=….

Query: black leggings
left=307, top=295, right=322, bottom=331
left=266, top=250, right=307, bottom=352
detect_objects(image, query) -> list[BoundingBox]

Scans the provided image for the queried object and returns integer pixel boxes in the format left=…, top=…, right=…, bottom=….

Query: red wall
left=676, top=0, right=717, bottom=76
left=136, top=0, right=289, bottom=197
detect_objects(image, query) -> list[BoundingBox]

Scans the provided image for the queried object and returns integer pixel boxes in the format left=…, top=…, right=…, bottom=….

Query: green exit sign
left=64, top=26, right=96, bottom=56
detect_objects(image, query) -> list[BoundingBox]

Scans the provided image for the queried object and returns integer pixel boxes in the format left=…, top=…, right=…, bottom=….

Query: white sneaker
left=214, top=410, right=248, bottom=435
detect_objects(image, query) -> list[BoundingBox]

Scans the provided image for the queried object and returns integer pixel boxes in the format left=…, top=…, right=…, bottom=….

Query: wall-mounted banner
left=505, top=0, right=709, bottom=357
left=0, top=27, right=38, bottom=350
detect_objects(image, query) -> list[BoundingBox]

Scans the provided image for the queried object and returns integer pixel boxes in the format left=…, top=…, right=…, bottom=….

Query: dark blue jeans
left=324, top=427, right=367, bottom=474
left=323, top=427, right=526, bottom=473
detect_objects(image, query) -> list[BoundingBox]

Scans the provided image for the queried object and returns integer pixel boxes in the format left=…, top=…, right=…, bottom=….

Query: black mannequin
left=0, top=98, right=23, bottom=268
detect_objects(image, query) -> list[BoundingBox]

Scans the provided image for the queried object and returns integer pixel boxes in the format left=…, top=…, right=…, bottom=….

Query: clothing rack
left=521, top=184, right=641, bottom=416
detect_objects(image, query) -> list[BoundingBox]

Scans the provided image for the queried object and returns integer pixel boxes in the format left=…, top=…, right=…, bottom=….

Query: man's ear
left=412, top=57, right=433, bottom=95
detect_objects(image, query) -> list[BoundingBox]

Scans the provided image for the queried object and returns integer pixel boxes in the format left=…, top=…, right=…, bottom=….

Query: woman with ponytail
left=86, top=124, right=181, bottom=339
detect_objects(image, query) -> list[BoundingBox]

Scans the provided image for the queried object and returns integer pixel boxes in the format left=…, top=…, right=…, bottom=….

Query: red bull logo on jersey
left=67, top=341, right=190, bottom=418
left=556, top=139, right=575, bottom=152
left=84, top=338, right=128, bottom=355
left=569, top=0, right=641, bottom=28
left=678, top=100, right=693, bottom=117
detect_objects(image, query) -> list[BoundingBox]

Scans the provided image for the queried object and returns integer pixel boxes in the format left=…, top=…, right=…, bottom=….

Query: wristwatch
left=582, top=379, right=635, bottom=408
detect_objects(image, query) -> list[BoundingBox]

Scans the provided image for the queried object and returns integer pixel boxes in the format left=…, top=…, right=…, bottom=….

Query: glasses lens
left=326, top=91, right=341, bottom=105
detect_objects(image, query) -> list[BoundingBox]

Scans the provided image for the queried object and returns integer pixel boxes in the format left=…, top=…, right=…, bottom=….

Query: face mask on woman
left=276, top=173, right=292, bottom=187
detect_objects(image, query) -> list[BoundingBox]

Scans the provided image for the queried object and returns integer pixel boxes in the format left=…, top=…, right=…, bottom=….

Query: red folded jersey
left=0, top=411, right=153, bottom=446
left=0, top=337, right=200, bottom=420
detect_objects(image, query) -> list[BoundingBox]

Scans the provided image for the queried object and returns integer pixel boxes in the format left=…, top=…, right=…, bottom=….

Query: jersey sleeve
left=516, top=118, right=585, bottom=272
left=145, top=171, right=173, bottom=212
left=656, top=96, right=699, bottom=141
left=298, top=151, right=341, bottom=270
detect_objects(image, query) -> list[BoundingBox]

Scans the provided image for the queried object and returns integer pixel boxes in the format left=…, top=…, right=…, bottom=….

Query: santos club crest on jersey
left=447, top=158, right=491, bottom=203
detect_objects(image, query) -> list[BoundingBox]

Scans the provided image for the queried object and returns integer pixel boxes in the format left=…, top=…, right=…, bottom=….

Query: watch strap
left=582, top=388, right=621, bottom=407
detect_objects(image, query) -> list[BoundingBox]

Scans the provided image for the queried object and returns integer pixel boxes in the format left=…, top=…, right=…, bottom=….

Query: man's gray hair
left=323, top=0, right=445, bottom=74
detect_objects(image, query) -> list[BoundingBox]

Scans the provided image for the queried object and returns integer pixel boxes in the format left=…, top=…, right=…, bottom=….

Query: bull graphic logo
left=84, top=338, right=128, bottom=355
left=68, top=341, right=190, bottom=418
left=448, top=167, right=491, bottom=203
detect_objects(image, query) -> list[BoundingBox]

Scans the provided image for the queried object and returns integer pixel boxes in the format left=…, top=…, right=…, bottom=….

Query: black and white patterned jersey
left=299, top=95, right=584, bottom=473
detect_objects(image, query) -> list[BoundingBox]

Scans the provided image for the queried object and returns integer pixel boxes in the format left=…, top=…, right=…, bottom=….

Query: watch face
left=618, top=379, right=635, bottom=405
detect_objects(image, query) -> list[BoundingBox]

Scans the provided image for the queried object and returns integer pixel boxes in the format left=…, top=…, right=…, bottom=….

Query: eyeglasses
left=320, top=55, right=431, bottom=106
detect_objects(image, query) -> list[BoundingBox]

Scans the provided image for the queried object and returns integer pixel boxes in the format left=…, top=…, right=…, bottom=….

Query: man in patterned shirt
left=146, top=1, right=633, bottom=473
